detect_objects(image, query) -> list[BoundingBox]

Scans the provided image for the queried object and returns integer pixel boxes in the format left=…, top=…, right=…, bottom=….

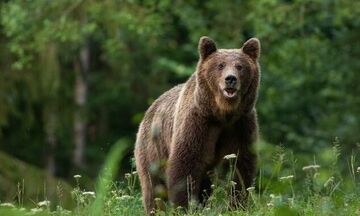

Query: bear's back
left=135, top=83, right=185, bottom=159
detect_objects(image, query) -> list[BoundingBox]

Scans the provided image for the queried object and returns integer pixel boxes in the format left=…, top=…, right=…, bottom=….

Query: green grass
left=0, top=151, right=73, bottom=208
left=0, top=139, right=359, bottom=215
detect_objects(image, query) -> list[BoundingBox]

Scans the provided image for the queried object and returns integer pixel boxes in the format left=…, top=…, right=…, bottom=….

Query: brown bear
left=134, top=36, right=260, bottom=214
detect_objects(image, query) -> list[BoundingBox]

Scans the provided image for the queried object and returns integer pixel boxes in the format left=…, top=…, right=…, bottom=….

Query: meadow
left=1, top=139, right=359, bottom=216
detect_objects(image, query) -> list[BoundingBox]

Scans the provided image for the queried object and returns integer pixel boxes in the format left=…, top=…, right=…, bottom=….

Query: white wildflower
left=210, top=184, right=215, bottom=189
left=279, top=175, right=294, bottom=182
left=0, top=203, right=15, bottom=208
left=230, top=181, right=237, bottom=186
left=37, top=200, right=50, bottom=207
left=132, top=171, right=138, bottom=175
left=73, top=175, right=82, bottom=179
left=267, top=202, right=274, bottom=207
left=82, top=191, right=96, bottom=197
left=302, top=165, right=320, bottom=171
left=246, top=186, right=255, bottom=192
left=223, top=154, right=237, bottom=160
left=125, top=173, right=131, bottom=178
left=118, top=195, right=132, bottom=200
left=31, top=208, right=43, bottom=213
left=357, top=167, right=360, bottom=173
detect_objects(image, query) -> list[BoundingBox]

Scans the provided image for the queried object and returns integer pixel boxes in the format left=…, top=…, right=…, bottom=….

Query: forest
left=0, top=0, right=359, bottom=215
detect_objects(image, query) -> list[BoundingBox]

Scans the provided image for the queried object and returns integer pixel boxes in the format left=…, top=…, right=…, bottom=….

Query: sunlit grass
left=0, top=139, right=359, bottom=215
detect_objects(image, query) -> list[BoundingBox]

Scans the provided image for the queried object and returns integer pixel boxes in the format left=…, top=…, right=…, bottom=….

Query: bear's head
left=196, top=36, right=261, bottom=116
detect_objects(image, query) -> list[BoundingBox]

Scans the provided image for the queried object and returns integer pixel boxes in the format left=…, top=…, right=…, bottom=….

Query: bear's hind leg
left=137, top=155, right=168, bottom=214
left=136, top=159, right=155, bottom=214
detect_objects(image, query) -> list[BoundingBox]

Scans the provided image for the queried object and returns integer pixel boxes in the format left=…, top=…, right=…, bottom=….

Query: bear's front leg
left=232, top=148, right=257, bottom=209
left=166, top=112, right=214, bottom=209
left=231, top=112, right=258, bottom=209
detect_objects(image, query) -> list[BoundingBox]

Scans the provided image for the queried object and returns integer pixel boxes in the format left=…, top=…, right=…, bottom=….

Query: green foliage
left=91, top=139, right=129, bottom=215
left=0, top=141, right=360, bottom=215
left=0, top=151, right=73, bottom=208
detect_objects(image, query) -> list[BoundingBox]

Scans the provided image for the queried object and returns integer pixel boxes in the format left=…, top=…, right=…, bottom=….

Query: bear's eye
left=235, top=64, right=243, bottom=71
left=218, top=63, right=225, bottom=70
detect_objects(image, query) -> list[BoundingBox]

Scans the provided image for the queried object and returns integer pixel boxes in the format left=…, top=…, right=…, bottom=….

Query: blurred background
left=0, top=0, right=359, bottom=207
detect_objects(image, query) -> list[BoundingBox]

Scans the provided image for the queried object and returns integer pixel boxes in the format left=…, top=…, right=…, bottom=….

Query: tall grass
left=0, top=139, right=359, bottom=215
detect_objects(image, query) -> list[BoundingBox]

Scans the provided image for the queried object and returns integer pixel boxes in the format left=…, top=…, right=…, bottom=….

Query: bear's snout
left=225, top=75, right=237, bottom=87
left=223, top=74, right=239, bottom=99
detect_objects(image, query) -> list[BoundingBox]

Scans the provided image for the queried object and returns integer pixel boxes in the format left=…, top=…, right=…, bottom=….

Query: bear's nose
left=225, top=75, right=237, bottom=86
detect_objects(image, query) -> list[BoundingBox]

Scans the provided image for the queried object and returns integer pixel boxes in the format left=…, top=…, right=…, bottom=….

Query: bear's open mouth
left=223, top=88, right=238, bottom=98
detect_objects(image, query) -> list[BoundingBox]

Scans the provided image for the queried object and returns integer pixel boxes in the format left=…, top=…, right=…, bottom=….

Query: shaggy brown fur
left=134, top=36, right=261, bottom=214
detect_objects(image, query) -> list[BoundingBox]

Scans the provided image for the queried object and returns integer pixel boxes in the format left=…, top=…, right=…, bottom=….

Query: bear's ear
left=242, top=38, right=260, bottom=61
left=198, top=36, right=217, bottom=60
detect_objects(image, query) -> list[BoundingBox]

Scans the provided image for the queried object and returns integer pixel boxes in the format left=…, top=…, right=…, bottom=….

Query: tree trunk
left=73, top=42, right=89, bottom=170
left=45, top=109, right=57, bottom=201
left=41, top=43, right=60, bottom=202
left=46, top=112, right=57, bottom=176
